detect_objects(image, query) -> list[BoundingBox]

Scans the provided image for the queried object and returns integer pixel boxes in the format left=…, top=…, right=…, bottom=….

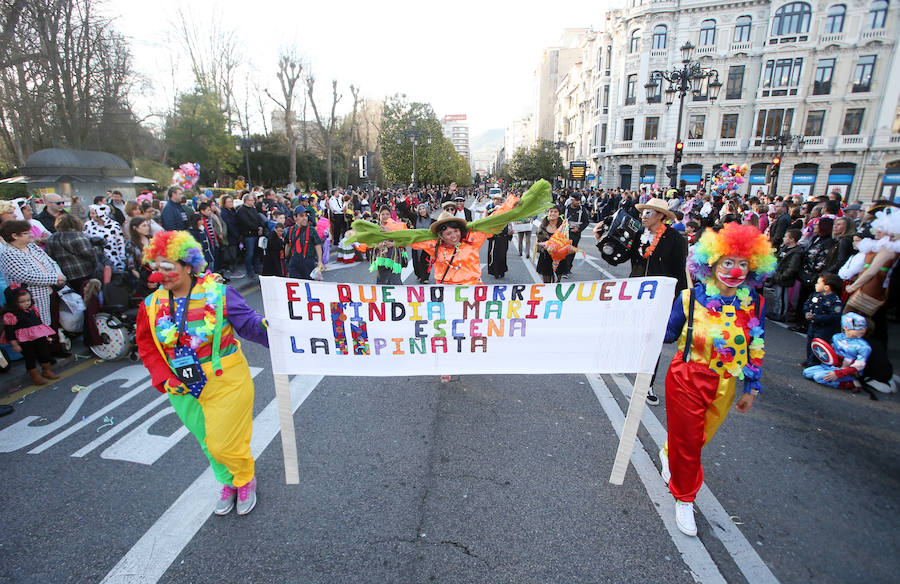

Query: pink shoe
left=214, top=484, right=237, bottom=515
left=236, top=477, right=257, bottom=515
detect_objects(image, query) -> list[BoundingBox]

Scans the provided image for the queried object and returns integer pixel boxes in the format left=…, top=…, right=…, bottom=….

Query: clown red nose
left=729, top=267, right=743, bottom=278
left=148, top=272, right=165, bottom=283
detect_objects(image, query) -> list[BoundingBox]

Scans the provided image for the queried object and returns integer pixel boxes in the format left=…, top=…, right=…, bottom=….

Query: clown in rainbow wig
left=135, top=231, right=269, bottom=516
left=659, top=222, right=776, bottom=537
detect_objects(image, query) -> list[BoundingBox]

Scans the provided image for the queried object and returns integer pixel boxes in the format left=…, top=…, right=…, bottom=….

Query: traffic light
left=666, top=165, right=679, bottom=183
left=770, top=156, right=781, bottom=181
left=674, top=141, right=684, bottom=163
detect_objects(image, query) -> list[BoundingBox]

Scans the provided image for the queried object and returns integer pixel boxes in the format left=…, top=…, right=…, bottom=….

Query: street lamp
left=236, top=138, right=261, bottom=187
left=653, top=42, right=722, bottom=188
left=396, top=118, right=432, bottom=188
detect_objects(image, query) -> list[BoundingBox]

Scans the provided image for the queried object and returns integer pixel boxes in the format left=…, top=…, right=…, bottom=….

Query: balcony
left=695, top=45, right=716, bottom=56
left=768, top=34, right=810, bottom=45
left=730, top=42, right=752, bottom=52
left=836, top=135, right=870, bottom=149
left=819, top=33, right=843, bottom=44
left=871, top=133, right=900, bottom=148
left=799, top=136, right=834, bottom=151
left=637, top=140, right=665, bottom=151
left=611, top=141, right=634, bottom=153
left=685, top=139, right=708, bottom=151
left=861, top=29, right=886, bottom=41
left=716, top=139, right=744, bottom=151
left=650, top=49, right=667, bottom=59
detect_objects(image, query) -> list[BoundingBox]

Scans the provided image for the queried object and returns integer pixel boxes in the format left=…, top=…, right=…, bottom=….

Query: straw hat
left=634, top=198, right=675, bottom=221
left=430, top=210, right=468, bottom=235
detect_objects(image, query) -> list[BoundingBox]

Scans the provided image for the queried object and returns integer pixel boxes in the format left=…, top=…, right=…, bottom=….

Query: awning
left=882, top=171, right=900, bottom=185
left=791, top=172, right=817, bottom=185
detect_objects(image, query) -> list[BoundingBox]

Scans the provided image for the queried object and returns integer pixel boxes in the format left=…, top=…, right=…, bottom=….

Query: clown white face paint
left=715, top=255, right=750, bottom=292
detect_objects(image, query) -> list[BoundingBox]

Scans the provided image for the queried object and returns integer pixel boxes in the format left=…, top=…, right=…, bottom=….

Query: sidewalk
left=0, top=274, right=260, bottom=405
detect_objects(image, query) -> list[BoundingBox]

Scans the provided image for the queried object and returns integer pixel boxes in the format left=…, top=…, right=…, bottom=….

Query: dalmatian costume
left=83, top=204, right=126, bottom=272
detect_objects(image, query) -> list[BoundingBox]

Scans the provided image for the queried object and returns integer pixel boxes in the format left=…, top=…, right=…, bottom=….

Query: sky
left=107, top=0, right=612, bottom=155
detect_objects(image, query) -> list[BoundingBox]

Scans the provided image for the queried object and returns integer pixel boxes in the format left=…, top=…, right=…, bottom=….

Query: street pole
left=245, top=147, right=252, bottom=188
left=412, top=137, right=417, bottom=188
left=673, top=91, right=686, bottom=188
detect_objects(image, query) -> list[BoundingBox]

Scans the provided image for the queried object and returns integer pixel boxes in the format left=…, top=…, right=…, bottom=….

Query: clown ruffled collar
left=154, top=273, right=221, bottom=350
left=694, top=282, right=765, bottom=388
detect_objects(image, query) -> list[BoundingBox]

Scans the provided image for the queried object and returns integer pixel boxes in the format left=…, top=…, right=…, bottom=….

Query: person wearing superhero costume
left=135, top=231, right=269, bottom=516
left=658, top=223, right=776, bottom=536
left=803, top=312, right=871, bottom=389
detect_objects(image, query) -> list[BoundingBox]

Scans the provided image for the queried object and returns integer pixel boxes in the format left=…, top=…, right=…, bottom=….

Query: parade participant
left=486, top=192, right=512, bottom=279
left=371, top=205, right=408, bottom=285
left=596, top=197, right=688, bottom=405
left=135, top=231, right=269, bottom=516
left=285, top=208, right=324, bottom=280
left=803, top=312, right=871, bottom=390
left=349, top=180, right=552, bottom=288
left=658, top=222, right=775, bottom=536
left=560, top=194, right=590, bottom=274
left=535, top=206, right=567, bottom=283
left=412, top=204, right=433, bottom=283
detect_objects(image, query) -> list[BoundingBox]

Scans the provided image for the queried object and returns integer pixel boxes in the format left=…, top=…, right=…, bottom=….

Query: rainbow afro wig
left=688, top=223, right=775, bottom=288
left=142, top=230, right=207, bottom=273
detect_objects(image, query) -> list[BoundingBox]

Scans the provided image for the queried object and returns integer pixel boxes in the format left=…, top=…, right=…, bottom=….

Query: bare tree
left=306, top=75, right=341, bottom=192
left=344, top=84, right=360, bottom=185
left=267, top=53, right=303, bottom=190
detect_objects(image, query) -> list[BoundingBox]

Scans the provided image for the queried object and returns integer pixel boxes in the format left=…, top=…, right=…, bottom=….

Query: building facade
left=552, top=0, right=899, bottom=201
left=442, top=115, right=471, bottom=161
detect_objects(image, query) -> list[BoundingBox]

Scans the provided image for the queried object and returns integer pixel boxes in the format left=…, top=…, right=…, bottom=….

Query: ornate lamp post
left=396, top=119, right=432, bottom=188
left=236, top=138, right=261, bottom=188
left=648, top=42, right=723, bottom=188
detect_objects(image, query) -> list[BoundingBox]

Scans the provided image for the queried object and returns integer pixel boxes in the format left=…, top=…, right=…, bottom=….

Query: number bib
left=171, top=345, right=207, bottom=398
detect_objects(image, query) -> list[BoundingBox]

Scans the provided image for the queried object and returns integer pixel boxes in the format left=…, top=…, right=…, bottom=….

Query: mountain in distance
left=469, top=128, right=504, bottom=170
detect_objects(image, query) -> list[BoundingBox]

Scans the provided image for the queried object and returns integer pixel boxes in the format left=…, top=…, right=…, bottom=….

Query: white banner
left=259, top=276, right=676, bottom=377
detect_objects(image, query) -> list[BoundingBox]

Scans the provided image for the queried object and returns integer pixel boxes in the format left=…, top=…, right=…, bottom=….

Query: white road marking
left=100, top=374, right=323, bottom=584
left=587, top=374, right=727, bottom=584
left=607, top=374, right=781, bottom=584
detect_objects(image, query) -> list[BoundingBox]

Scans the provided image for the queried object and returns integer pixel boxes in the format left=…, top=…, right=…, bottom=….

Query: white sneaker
left=675, top=501, right=697, bottom=536
left=646, top=388, right=660, bottom=406
left=659, top=448, right=670, bottom=485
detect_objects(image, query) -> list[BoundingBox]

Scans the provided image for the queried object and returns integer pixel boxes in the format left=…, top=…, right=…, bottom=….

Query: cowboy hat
left=430, top=210, right=468, bottom=235
left=635, top=198, right=676, bottom=221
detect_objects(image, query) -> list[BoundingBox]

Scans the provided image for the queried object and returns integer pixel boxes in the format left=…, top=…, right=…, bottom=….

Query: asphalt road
left=1, top=230, right=898, bottom=584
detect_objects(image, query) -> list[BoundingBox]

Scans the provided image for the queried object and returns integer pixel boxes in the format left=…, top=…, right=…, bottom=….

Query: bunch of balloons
left=171, top=162, right=200, bottom=191
left=710, top=163, right=748, bottom=196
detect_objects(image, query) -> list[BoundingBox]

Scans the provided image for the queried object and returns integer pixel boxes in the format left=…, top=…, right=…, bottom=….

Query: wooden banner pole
left=273, top=373, right=300, bottom=484
left=609, top=372, right=652, bottom=485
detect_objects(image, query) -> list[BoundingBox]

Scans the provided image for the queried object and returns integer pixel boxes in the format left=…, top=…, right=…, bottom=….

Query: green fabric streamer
left=348, top=179, right=553, bottom=247
left=369, top=256, right=404, bottom=274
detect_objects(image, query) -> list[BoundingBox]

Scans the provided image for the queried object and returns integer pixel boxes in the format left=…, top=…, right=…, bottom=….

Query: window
left=733, top=15, right=752, bottom=43
left=603, top=85, right=610, bottom=110
left=762, top=58, right=803, bottom=92
left=597, top=49, right=602, bottom=72
left=692, top=76, right=709, bottom=101
left=647, top=77, right=662, bottom=103
left=842, top=108, right=864, bottom=134
left=825, top=5, right=846, bottom=34
left=852, top=55, right=876, bottom=93
left=814, top=59, right=835, bottom=95
left=700, top=20, right=717, bottom=46
left=869, top=0, right=888, bottom=29
left=755, top=109, right=794, bottom=140
left=606, top=46, right=612, bottom=73
left=688, top=114, right=706, bottom=139
left=720, top=114, right=739, bottom=139
left=645, top=116, right=660, bottom=140
left=595, top=87, right=601, bottom=110
left=626, top=74, right=637, bottom=105
left=726, top=65, right=745, bottom=99
left=623, top=118, right=635, bottom=141
left=601, top=123, right=607, bottom=148
left=805, top=110, right=825, bottom=136
left=630, top=30, right=641, bottom=53
left=653, top=25, right=667, bottom=49
left=771, top=2, right=812, bottom=36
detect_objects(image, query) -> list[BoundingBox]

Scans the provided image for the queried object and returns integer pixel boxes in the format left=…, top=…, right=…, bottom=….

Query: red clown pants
left=665, top=357, right=737, bottom=503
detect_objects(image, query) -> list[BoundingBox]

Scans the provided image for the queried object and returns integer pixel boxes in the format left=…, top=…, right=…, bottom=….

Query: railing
left=803, top=137, right=824, bottom=146
left=612, top=141, right=634, bottom=151
left=871, top=134, right=900, bottom=148
left=717, top=139, right=741, bottom=150
left=695, top=45, right=716, bottom=55
left=819, top=33, right=843, bottom=44
left=685, top=139, right=707, bottom=150
left=730, top=42, right=752, bottom=51
left=650, top=49, right=667, bottom=58
left=638, top=140, right=665, bottom=150
left=837, top=135, right=868, bottom=147
left=861, top=29, right=886, bottom=40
